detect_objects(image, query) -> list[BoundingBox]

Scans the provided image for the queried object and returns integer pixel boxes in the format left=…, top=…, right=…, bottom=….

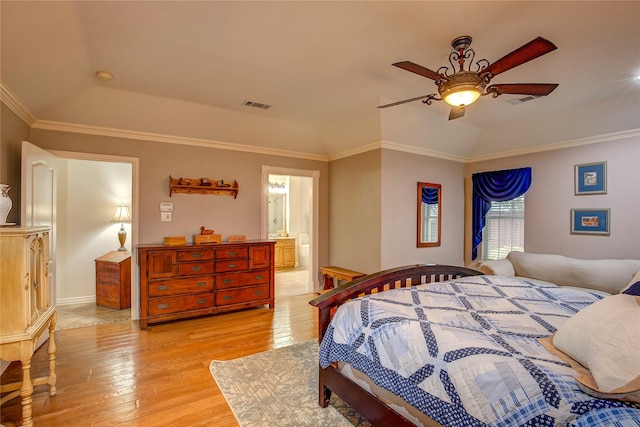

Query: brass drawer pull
left=228, top=251, right=236, bottom=256
left=255, top=290, right=263, bottom=296
left=223, top=295, right=232, bottom=301
left=223, top=279, right=233, bottom=284
left=255, top=275, right=263, bottom=280
left=158, top=303, right=169, bottom=310
left=197, top=282, right=207, bottom=287
left=191, top=253, right=202, bottom=258
left=158, top=285, right=169, bottom=291
left=191, top=266, right=202, bottom=271
left=197, top=298, right=207, bottom=304
left=228, top=263, right=236, bottom=268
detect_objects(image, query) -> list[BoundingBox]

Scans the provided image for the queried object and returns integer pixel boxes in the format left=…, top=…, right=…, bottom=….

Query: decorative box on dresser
left=0, top=226, right=57, bottom=427
left=138, top=240, right=275, bottom=329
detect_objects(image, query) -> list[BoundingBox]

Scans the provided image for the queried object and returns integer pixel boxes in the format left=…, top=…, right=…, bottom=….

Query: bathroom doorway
left=261, top=166, right=319, bottom=296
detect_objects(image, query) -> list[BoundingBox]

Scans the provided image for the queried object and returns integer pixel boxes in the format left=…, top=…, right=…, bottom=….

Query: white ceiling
left=2, top=1, right=639, bottom=159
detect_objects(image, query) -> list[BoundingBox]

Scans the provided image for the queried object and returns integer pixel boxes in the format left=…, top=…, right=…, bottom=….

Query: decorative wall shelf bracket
left=169, top=176, right=239, bottom=198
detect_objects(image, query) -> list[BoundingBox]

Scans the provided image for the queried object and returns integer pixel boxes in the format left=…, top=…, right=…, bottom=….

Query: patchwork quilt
left=319, top=275, right=640, bottom=426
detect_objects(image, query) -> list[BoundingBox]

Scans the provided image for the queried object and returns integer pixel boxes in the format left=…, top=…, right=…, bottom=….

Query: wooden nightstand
left=95, top=251, right=131, bottom=309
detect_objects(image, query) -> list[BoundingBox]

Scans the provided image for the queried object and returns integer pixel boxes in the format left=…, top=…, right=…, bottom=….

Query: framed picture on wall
left=574, top=161, right=607, bottom=195
left=570, top=208, right=610, bottom=235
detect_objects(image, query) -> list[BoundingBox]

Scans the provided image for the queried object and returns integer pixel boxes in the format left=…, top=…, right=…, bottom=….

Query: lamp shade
left=112, top=205, right=131, bottom=223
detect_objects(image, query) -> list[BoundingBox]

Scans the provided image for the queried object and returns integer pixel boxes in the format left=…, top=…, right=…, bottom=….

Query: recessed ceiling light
left=96, top=71, right=113, bottom=81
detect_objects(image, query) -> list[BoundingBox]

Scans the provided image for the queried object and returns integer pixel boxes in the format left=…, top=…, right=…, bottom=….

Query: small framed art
left=570, top=208, right=610, bottom=235
left=574, top=161, right=606, bottom=195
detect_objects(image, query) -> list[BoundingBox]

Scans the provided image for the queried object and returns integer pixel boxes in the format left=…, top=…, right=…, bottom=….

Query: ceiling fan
left=379, top=36, right=559, bottom=120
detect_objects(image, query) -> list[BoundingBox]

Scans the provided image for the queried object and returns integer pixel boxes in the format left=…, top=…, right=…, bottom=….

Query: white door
left=21, top=141, right=57, bottom=305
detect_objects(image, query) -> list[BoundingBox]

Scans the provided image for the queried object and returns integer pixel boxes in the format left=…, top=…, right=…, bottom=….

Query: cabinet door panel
left=147, top=251, right=177, bottom=278
left=249, top=245, right=271, bottom=269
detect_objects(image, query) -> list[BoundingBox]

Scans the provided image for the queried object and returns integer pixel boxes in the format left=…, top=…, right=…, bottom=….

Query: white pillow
left=620, top=270, right=640, bottom=296
left=552, top=294, right=640, bottom=401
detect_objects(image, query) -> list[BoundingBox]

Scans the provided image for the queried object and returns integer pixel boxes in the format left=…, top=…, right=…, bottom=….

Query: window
left=420, top=202, right=439, bottom=243
left=481, top=194, right=525, bottom=260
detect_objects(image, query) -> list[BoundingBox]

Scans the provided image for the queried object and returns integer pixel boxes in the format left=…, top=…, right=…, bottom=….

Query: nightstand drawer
left=216, top=269, right=270, bottom=289
left=148, top=276, right=213, bottom=297
left=216, top=285, right=270, bottom=306
left=149, top=293, right=213, bottom=315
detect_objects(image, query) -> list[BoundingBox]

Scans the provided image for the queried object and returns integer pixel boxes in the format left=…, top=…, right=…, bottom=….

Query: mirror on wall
left=417, top=182, right=441, bottom=247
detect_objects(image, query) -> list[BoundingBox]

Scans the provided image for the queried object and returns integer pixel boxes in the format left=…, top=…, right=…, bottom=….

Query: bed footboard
left=309, top=264, right=483, bottom=426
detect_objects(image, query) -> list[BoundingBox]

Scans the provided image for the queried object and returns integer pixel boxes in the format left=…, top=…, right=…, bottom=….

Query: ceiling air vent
left=508, top=95, right=541, bottom=105
left=242, top=100, right=272, bottom=110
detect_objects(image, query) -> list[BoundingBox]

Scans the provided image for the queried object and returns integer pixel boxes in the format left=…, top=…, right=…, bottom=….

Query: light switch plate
left=160, top=202, right=173, bottom=212
left=161, top=212, right=172, bottom=222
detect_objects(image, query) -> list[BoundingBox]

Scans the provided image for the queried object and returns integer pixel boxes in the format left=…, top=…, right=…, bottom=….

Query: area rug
left=209, top=340, right=371, bottom=426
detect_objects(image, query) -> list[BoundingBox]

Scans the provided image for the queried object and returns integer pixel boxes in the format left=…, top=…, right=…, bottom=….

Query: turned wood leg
left=48, top=314, right=57, bottom=395
left=20, top=356, right=34, bottom=427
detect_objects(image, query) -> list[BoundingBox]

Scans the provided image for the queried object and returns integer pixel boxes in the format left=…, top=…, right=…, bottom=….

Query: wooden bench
left=320, top=266, right=366, bottom=291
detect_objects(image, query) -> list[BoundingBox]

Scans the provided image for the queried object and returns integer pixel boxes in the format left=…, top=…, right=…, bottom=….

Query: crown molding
left=31, top=119, right=329, bottom=162
left=465, top=128, right=640, bottom=163
left=0, top=82, right=36, bottom=126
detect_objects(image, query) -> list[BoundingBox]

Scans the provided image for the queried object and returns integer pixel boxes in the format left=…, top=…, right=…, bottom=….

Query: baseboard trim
left=56, top=295, right=96, bottom=306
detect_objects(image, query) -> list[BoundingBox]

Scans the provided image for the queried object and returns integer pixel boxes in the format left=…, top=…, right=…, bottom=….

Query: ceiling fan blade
left=483, top=37, right=557, bottom=77
left=488, top=83, right=559, bottom=96
left=392, top=61, right=443, bottom=81
left=377, top=94, right=435, bottom=109
left=448, top=106, right=465, bottom=120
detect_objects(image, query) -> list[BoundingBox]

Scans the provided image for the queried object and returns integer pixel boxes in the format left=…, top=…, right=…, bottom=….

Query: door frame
left=261, top=166, right=320, bottom=292
left=51, top=150, right=140, bottom=320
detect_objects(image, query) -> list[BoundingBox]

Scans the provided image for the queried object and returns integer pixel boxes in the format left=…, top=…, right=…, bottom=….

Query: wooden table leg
left=20, top=353, right=34, bottom=427
left=48, top=313, right=57, bottom=395
left=322, top=274, right=335, bottom=291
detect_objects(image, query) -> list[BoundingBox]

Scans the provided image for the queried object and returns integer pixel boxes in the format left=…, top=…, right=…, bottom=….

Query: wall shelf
left=169, top=176, right=239, bottom=198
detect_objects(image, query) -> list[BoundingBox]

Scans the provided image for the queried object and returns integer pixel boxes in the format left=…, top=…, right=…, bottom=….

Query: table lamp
left=112, top=204, right=131, bottom=251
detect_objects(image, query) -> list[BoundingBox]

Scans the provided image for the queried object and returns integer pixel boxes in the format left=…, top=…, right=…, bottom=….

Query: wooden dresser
left=0, top=226, right=57, bottom=427
left=138, top=240, right=275, bottom=329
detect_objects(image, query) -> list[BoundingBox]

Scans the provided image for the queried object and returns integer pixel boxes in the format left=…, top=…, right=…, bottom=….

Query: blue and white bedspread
left=319, top=275, right=640, bottom=426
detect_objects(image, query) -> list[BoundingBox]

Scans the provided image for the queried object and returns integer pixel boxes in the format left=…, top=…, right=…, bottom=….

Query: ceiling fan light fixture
left=439, top=71, right=485, bottom=107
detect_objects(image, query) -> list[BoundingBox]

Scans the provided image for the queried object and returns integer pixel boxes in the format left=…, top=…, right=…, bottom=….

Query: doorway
left=261, top=166, right=319, bottom=296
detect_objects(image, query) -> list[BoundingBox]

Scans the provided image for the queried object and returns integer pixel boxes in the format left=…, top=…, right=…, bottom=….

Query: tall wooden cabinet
left=0, top=226, right=57, bottom=427
left=138, top=240, right=275, bottom=329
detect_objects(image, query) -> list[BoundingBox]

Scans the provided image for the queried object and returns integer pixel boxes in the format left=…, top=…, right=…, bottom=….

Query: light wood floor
left=0, top=293, right=318, bottom=427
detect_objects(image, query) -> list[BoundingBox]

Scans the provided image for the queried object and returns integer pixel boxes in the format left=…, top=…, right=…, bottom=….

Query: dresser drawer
left=216, top=285, right=270, bottom=306
left=215, top=259, right=249, bottom=273
left=216, top=269, right=270, bottom=289
left=177, top=261, right=214, bottom=276
left=215, top=247, right=248, bottom=260
left=148, top=276, right=213, bottom=297
left=148, top=293, right=214, bottom=315
left=178, top=248, right=214, bottom=262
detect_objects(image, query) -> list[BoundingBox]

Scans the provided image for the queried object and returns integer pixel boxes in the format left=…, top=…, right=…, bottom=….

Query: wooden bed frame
left=309, top=264, right=483, bottom=427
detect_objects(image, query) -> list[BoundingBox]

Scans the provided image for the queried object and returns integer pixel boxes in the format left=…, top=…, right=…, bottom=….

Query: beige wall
left=464, top=135, right=640, bottom=264
left=0, top=103, right=30, bottom=224
left=329, top=149, right=381, bottom=274
left=381, top=149, right=465, bottom=269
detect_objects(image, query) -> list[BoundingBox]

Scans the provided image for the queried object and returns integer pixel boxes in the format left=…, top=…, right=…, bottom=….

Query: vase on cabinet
left=0, top=184, right=12, bottom=224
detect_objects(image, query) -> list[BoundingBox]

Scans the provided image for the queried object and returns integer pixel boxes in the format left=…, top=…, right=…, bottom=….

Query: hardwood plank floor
left=0, top=293, right=318, bottom=427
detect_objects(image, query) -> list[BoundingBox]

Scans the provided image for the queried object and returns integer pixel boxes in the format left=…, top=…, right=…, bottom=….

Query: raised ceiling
left=2, top=1, right=639, bottom=160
